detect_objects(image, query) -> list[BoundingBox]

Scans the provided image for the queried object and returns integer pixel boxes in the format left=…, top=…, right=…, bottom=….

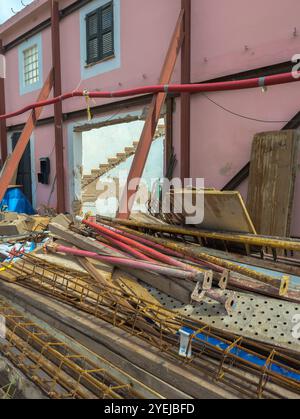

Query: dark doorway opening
left=12, top=132, right=33, bottom=204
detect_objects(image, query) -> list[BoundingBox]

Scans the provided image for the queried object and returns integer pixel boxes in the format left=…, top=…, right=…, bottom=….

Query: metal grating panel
left=146, top=286, right=300, bottom=353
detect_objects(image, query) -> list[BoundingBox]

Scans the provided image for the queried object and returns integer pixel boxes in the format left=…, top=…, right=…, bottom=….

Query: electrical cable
left=201, top=93, right=289, bottom=123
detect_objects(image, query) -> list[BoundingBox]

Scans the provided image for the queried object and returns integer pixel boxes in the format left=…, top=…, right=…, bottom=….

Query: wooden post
left=180, top=0, right=191, bottom=181
left=50, top=0, right=66, bottom=213
left=0, top=40, right=7, bottom=164
left=0, top=71, right=54, bottom=203
left=117, top=11, right=185, bottom=219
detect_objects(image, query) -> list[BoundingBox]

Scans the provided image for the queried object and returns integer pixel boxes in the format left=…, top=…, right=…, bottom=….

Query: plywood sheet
left=247, top=130, right=299, bottom=237
left=171, top=190, right=256, bottom=234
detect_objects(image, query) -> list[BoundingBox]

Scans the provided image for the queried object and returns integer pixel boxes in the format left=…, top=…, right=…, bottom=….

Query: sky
left=0, top=0, right=34, bottom=24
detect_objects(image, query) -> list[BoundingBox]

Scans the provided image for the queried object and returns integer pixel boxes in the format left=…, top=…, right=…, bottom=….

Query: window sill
left=85, top=54, right=115, bottom=68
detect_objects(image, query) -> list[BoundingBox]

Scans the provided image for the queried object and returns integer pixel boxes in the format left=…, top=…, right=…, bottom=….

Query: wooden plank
left=117, top=10, right=184, bottom=219
left=0, top=70, right=54, bottom=203
left=171, top=190, right=257, bottom=234
left=247, top=130, right=299, bottom=237
left=222, top=106, right=300, bottom=192
left=76, top=258, right=165, bottom=308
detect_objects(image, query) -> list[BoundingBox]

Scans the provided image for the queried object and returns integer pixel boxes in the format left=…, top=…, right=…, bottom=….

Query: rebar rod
left=0, top=299, right=141, bottom=399
left=1, top=256, right=299, bottom=399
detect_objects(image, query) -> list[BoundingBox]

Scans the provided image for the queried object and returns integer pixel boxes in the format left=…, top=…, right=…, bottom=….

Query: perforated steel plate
left=145, top=285, right=300, bottom=353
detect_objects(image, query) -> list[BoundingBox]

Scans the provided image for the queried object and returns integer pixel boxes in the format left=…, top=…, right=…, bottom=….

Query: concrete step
left=86, top=142, right=144, bottom=181
left=82, top=191, right=98, bottom=202
left=82, top=181, right=98, bottom=189
left=82, top=175, right=94, bottom=181
left=82, top=195, right=98, bottom=203
left=82, top=176, right=97, bottom=183
left=116, top=153, right=127, bottom=159
left=99, top=164, right=111, bottom=171
left=91, top=170, right=103, bottom=177
left=108, top=157, right=119, bottom=165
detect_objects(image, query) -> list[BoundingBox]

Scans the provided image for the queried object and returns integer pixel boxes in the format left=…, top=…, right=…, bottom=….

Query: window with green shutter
left=86, top=2, right=114, bottom=65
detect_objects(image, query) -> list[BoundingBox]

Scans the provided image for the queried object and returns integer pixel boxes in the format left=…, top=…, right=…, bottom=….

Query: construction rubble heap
left=0, top=209, right=299, bottom=399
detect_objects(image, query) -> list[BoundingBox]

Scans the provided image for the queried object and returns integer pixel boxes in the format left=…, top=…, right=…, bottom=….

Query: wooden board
left=247, top=130, right=299, bottom=237
left=171, top=190, right=256, bottom=234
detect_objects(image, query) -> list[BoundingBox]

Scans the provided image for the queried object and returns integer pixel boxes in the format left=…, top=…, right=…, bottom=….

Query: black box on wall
left=38, top=158, right=51, bottom=185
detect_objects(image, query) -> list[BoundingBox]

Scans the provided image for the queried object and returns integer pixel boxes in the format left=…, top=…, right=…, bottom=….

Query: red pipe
left=1, top=71, right=299, bottom=121
left=46, top=244, right=203, bottom=282
left=99, top=222, right=182, bottom=257
left=98, top=220, right=227, bottom=281
left=95, top=219, right=227, bottom=274
left=83, top=219, right=194, bottom=271
left=98, top=231, right=155, bottom=262
left=90, top=233, right=128, bottom=258
left=99, top=220, right=226, bottom=273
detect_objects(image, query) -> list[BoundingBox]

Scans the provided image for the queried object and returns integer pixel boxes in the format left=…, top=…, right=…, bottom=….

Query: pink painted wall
left=33, top=124, right=57, bottom=209
left=180, top=0, right=300, bottom=237
left=3, top=0, right=300, bottom=119
left=59, top=0, right=181, bottom=114
left=191, top=0, right=300, bottom=81
left=2, top=0, right=182, bottom=125
left=4, top=26, right=54, bottom=124
left=1, top=0, right=300, bottom=229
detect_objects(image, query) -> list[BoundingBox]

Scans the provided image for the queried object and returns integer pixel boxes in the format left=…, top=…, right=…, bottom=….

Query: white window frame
left=19, top=34, right=43, bottom=96
left=23, top=44, right=40, bottom=86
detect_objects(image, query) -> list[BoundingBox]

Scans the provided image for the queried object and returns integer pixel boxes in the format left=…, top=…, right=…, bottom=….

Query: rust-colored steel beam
left=51, top=0, right=66, bottom=213
left=0, top=70, right=54, bottom=203
left=0, top=40, right=7, bottom=163
left=180, top=0, right=191, bottom=181
left=117, top=10, right=185, bottom=219
left=165, top=97, right=174, bottom=177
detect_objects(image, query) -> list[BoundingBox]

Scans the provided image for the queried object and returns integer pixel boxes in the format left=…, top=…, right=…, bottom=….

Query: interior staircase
left=82, top=124, right=165, bottom=203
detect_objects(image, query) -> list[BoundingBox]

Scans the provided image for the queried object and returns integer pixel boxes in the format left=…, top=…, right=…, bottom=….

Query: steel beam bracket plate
left=219, top=270, right=230, bottom=290
left=191, top=282, right=206, bottom=303
left=195, top=270, right=213, bottom=291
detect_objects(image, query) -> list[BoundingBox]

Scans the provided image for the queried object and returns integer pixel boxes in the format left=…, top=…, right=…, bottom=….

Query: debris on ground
left=0, top=207, right=299, bottom=399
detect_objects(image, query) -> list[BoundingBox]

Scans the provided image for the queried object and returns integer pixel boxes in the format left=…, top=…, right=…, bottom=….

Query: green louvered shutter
left=86, top=2, right=114, bottom=65
left=100, top=3, right=114, bottom=59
